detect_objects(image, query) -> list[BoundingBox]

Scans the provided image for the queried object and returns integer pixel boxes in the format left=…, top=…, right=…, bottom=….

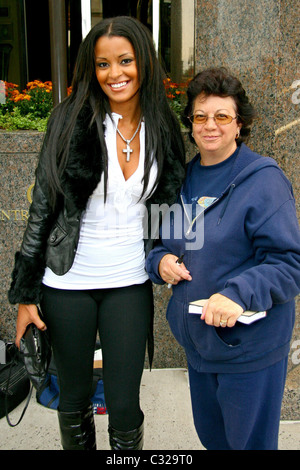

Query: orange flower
left=13, top=93, right=31, bottom=102
left=5, top=82, right=18, bottom=89
left=25, top=80, right=52, bottom=92
left=44, top=81, right=52, bottom=91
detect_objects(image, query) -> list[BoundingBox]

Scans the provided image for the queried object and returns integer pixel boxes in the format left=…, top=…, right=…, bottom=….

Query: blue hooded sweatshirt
left=146, top=144, right=300, bottom=373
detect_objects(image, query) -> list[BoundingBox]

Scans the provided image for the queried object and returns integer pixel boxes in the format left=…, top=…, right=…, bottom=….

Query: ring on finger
left=219, top=319, right=227, bottom=326
left=170, top=278, right=175, bottom=282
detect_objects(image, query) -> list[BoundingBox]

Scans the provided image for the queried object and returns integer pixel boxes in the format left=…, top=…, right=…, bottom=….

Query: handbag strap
left=4, top=348, right=33, bottom=427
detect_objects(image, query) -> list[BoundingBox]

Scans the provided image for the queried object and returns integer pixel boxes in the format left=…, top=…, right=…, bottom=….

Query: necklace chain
left=116, top=118, right=142, bottom=162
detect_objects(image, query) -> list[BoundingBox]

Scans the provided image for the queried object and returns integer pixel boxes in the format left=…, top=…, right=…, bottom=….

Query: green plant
left=0, top=107, right=49, bottom=131
left=0, top=80, right=54, bottom=131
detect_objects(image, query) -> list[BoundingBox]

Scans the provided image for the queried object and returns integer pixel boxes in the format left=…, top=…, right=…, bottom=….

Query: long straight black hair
left=45, top=16, right=185, bottom=209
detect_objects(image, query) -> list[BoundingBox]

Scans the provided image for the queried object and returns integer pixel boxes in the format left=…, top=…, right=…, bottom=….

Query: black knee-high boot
left=108, top=419, right=144, bottom=450
left=58, top=403, right=96, bottom=450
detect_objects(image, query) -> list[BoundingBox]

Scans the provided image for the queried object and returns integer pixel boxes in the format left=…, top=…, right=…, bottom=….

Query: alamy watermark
left=291, top=340, right=300, bottom=365
left=95, top=202, right=205, bottom=251
left=291, top=80, right=300, bottom=105
left=0, top=80, right=5, bottom=105
left=0, top=340, right=6, bottom=364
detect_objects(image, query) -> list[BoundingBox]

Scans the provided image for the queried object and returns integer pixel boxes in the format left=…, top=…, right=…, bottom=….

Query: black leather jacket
left=8, top=104, right=186, bottom=306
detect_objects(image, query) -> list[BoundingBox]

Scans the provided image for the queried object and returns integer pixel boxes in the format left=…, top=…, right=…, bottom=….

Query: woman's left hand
left=201, top=293, right=244, bottom=328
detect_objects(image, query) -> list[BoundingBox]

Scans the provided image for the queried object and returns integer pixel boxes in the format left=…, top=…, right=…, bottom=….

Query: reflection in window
left=161, top=0, right=195, bottom=82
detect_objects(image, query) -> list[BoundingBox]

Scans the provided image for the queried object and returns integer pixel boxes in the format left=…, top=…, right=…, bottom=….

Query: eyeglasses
left=189, top=113, right=239, bottom=125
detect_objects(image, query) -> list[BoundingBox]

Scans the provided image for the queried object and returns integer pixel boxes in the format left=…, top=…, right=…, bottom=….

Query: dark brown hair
left=182, top=67, right=256, bottom=145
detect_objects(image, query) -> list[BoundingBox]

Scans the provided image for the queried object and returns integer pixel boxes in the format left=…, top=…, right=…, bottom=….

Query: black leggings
left=40, top=281, right=153, bottom=431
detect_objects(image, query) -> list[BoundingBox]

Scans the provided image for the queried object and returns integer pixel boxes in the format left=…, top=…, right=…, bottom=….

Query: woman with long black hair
left=8, top=16, right=185, bottom=450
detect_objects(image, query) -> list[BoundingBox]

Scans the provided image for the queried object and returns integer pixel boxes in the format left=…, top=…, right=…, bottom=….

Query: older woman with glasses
left=146, top=67, right=300, bottom=450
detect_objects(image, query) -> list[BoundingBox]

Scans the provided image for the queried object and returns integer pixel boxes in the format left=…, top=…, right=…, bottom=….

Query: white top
left=42, top=113, right=158, bottom=289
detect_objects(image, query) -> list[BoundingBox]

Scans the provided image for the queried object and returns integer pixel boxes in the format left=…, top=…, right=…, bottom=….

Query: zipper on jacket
left=217, top=184, right=235, bottom=225
left=181, top=194, right=219, bottom=236
left=181, top=183, right=236, bottom=235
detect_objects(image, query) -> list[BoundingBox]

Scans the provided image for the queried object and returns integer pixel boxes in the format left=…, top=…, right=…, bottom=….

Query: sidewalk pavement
left=0, top=369, right=299, bottom=450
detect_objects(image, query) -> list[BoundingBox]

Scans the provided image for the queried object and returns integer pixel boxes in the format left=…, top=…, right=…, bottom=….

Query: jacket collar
left=62, top=105, right=104, bottom=211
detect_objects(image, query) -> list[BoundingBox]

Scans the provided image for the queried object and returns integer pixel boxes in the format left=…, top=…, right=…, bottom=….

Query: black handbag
left=0, top=343, right=31, bottom=427
left=0, top=311, right=51, bottom=427
left=19, top=316, right=52, bottom=393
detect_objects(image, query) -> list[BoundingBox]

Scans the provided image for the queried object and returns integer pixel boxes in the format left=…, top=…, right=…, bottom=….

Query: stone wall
left=0, top=131, right=43, bottom=340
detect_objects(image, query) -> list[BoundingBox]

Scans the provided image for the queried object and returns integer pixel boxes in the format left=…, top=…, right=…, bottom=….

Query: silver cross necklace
left=116, top=118, right=142, bottom=162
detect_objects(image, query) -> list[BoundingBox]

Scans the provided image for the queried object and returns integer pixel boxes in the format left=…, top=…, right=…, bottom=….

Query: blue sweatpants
left=188, top=358, right=288, bottom=450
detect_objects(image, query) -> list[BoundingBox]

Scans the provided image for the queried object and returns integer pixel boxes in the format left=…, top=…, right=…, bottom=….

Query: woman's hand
left=201, top=293, right=244, bottom=328
left=15, top=304, right=47, bottom=348
left=158, top=254, right=192, bottom=286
